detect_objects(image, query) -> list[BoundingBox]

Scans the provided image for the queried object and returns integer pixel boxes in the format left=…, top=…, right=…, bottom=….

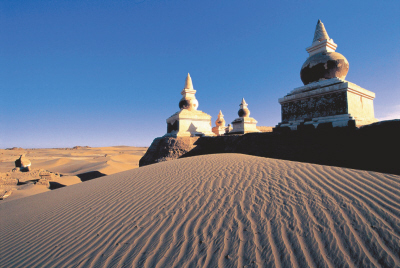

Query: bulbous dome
left=238, top=98, right=250, bottom=118
left=216, top=118, right=225, bottom=127
left=300, top=52, right=349, bottom=85
left=179, top=98, right=198, bottom=111
left=238, top=108, right=250, bottom=118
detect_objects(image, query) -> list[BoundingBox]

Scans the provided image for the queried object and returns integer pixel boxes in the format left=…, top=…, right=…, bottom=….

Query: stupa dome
left=300, top=20, right=349, bottom=85
left=238, top=98, right=250, bottom=118
left=300, top=52, right=349, bottom=85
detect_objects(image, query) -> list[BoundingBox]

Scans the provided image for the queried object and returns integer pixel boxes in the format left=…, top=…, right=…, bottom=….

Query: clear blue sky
left=1, top=0, right=399, bottom=148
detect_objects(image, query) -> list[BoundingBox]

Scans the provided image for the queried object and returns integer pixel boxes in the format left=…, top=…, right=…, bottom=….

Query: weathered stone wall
left=281, top=91, right=347, bottom=123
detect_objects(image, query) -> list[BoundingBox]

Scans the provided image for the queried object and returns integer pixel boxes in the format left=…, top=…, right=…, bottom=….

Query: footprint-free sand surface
left=1, top=153, right=400, bottom=267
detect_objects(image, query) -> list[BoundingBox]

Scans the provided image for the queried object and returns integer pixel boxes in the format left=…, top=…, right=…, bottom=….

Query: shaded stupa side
left=165, top=74, right=215, bottom=137
left=275, top=20, right=377, bottom=130
left=230, top=98, right=261, bottom=134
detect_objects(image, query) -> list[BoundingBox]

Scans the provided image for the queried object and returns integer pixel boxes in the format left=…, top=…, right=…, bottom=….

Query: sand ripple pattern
left=1, top=154, right=400, bottom=268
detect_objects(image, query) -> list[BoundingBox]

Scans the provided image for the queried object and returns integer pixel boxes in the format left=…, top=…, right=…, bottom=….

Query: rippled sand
left=1, top=154, right=399, bottom=267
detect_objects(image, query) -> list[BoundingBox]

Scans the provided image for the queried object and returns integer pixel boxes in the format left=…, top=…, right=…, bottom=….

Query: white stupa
left=276, top=20, right=378, bottom=130
left=230, top=98, right=261, bottom=134
left=212, top=110, right=227, bottom=136
left=165, top=74, right=215, bottom=137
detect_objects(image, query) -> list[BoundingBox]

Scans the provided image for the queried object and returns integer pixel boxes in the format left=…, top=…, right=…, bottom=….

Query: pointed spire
left=312, top=20, right=330, bottom=43
left=215, top=110, right=225, bottom=127
left=238, top=98, right=250, bottom=117
left=306, top=20, right=337, bottom=56
left=184, top=73, right=193, bottom=89
left=180, top=73, right=198, bottom=110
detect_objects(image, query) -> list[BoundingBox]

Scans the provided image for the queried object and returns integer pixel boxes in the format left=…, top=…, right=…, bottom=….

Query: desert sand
left=0, top=146, right=147, bottom=201
left=1, top=153, right=399, bottom=267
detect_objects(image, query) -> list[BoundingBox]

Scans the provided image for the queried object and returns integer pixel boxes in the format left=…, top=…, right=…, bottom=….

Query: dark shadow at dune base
left=17, top=179, right=39, bottom=186
left=77, top=171, right=106, bottom=182
left=49, top=182, right=66, bottom=190
left=140, top=120, right=400, bottom=175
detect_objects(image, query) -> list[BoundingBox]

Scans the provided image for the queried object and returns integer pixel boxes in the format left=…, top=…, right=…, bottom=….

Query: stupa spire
left=306, top=20, right=337, bottom=57
left=215, top=110, right=225, bottom=127
left=179, top=73, right=198, bottom=111
left=312, top=19, right=330, bottom=43
left=238, top=98, right=250, bottom=118
left=184, top=73, right=193, bottom=89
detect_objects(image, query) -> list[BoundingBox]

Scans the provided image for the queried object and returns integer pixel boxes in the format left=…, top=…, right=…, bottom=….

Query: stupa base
left=165, top=109, right=215, bottom=137
left=212, top=126, right=226, bottom=136
left=230, top=117, right=261, bottom=134
left=276, top=78, right=378, bottom=130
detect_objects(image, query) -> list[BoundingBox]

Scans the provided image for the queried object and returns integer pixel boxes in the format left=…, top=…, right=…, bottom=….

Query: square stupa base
left=165, top=109, right=215, bottom=137
left=276, top=78, right=378, bottom=130
left=212, top=126, right=226, bottom=136
left=230, top=117, right=261, bottom=134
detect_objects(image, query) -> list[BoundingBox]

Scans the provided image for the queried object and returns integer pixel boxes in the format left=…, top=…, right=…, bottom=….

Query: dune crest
left=1, top=154, right=399, bottom=267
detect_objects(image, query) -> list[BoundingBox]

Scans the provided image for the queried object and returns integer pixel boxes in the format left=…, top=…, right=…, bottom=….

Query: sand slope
left=1, top=154, right=400, bottom=267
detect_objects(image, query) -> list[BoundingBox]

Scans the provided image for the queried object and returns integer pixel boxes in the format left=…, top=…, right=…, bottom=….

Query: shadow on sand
left=77, top=171, right=107, bottom=182
left=49, top=182, right=66, bottom=190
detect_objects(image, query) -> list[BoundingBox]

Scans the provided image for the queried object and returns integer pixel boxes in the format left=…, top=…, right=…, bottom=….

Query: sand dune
left=0, top=146, right=146, bottom=175
left=1, top=153, right=399, bottom=267
left=0, top=146, right=146, bottom=201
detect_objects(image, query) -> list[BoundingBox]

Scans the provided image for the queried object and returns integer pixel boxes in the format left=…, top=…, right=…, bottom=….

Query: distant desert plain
left=0, top=146, right=147, bottom=201
left=1, top=148, right=400, bottom=267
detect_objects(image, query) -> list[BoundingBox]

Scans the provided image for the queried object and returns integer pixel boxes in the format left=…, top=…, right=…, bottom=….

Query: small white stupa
left=165, top=74, right=215, bottom=137
left=212, top=110, right=226, bottom=136
left=230, top=98, right=261, bottom=134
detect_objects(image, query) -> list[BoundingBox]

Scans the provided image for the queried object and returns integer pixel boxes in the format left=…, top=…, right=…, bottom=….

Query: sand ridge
left=1, top=153, right=399, bottom=267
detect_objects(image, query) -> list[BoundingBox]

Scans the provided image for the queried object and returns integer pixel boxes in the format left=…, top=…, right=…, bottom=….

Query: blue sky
left=1, top=0, right=399, bottom=148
